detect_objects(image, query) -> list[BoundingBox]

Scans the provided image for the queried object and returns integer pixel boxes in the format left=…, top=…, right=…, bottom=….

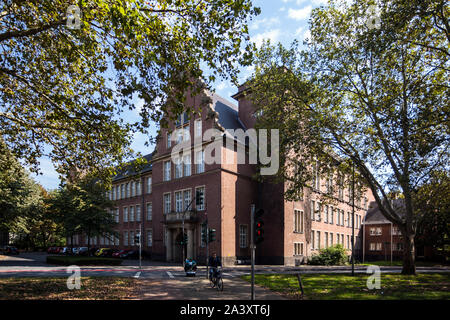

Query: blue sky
left=33, top=0, right=328, bottom=190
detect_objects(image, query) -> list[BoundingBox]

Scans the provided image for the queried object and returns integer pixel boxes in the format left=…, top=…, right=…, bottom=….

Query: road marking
left=133, top=271, right=141, bottom=278
left=167, top=271, right=174, bottom=279
left=223, top=272, right=234, bottom=278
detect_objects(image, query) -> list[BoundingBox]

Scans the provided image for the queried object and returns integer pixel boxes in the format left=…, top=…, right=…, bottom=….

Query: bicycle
left=209, top=267, right=223, bottom=291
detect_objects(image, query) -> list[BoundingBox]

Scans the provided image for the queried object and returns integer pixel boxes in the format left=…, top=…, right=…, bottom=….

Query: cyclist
left=208, top=252, right=222, bottom=281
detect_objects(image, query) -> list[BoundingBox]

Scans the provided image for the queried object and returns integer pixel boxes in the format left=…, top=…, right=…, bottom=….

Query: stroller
left=184, top=258, right=197, bottom=277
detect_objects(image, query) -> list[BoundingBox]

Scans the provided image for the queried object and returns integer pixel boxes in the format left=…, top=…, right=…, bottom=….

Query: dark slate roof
left=364, top=200, right=406, bottom=224
left=112, top=151, right=154, bottom=182
left=210, top=92, right=245, bottom=131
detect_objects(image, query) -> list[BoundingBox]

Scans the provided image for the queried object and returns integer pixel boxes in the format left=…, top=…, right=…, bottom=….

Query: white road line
left=167, top=271, right=174, bottom=279
left=133, top=271, right=141, bottom=278
left=223, top=272, right=234, bottom=277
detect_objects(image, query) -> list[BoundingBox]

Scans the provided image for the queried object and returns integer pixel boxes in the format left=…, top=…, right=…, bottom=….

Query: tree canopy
left=248, top=0, right=448, bottom=274
left=0, top=0, right=260, bottom=177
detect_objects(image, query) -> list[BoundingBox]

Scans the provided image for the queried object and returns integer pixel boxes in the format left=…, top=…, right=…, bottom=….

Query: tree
left=0, top=0, right=260, bottom=176
left=415, top=170, right=450, bottom=258
left=50, top=173, right=117, bottom=252
left=248, top=0, right=448, bottom=274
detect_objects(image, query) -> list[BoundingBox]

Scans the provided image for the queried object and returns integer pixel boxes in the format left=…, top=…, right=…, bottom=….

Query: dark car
left=2, top=246, right=19, bottom=255
left=122, top=250, right=139, bottom=259
left=99, top=248, right=114, bottom=257
left=112, top=250, right=128, bottom=258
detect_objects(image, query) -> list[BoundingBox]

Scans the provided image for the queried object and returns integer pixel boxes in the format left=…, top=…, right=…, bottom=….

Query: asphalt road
left=1, top=253, right=449, bottom=279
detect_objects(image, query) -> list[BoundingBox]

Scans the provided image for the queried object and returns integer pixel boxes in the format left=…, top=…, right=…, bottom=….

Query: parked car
left=94, top=248, right=110, bottom=257
left=60, top=247, right=71, bottom=255
left=89, top=247, right=98, bottom=256
left=77, top=247, right=89, bottom=256
left=100, top=248, right=116, bottom=257
left=47, top=247, right=59, bottom=254
left=72, top=247, right=80, bottom=255
left=2, top=246, right=19, bottom=255
left=112, top=250, right=129, bottom=258
left=122, top=250, right=139, bottom=259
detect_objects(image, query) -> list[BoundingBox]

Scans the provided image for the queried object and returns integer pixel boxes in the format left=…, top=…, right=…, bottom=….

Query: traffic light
left=254, top=208, right=264, bottom=244
left=208, top=228, right=216, bottom=243
left=201, top=223, right=207, bottom=244
left=134, top=234, right=141, bottom=245
left=183, top=234, right=188, bottom=245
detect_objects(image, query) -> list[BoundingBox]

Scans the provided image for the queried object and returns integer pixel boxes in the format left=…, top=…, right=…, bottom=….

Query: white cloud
left=250, top=17, right=280, bottom=31
left=288, top=6, right=312, bottom=20
left=294, top=26, right=305, bottom=36
left=279, top=6, right=286, bottom=12
left=252, top=29, right=281, bottom=47
left=296, top=0, right=328, bottom=5
left=216, top=82, right=228, bottom=91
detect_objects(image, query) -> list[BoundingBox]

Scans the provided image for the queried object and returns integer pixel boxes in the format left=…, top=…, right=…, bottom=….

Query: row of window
left=369, top=242, right=403, bottom=251
left=369, top=226, right=402, bottom=236
left=311, top=230, right=358, bottom=251
left=123, top=230, right=153, bottom=247
left=310, top=201, right=363, bottom=228
left=167, top=117, right=202, bottom=148
left=311, top=161, right=369, bottom=209
left=110, top=203, right=153, bottom=223
left=163, top=186, right=205, bottom=213
left=163, top=151, right=205, bottom=181
left=109, top=177, right=152, bottom=200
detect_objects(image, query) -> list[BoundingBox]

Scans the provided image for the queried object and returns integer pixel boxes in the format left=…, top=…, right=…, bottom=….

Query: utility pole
left=139, top=223, right=142, bottom=270
left=351, top=161, right=355, bottom=276
left=250, top=204, right=255, bottom=300
left=206, top=218, right=209, bottom=279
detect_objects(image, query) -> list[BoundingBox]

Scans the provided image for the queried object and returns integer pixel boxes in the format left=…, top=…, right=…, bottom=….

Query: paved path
left=137, top=276, right=287, bottom=300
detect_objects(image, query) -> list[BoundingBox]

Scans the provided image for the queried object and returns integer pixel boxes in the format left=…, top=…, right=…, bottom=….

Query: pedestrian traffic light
left=254, top=208, right=264, bottom=244
left=208, top=228, right=216, bottom=242
left=134, top=234, right=141, bottom=245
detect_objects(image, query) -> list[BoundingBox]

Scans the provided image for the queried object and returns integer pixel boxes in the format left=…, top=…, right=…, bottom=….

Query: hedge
left=46, top=256, right=123, bottom=266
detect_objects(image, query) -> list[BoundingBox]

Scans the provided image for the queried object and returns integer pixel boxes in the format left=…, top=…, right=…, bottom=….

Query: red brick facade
left=71, top=86, right=375, bottom=266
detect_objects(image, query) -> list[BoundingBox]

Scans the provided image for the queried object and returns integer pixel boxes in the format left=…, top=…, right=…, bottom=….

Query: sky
left=32, top=0, right=329, bottom=190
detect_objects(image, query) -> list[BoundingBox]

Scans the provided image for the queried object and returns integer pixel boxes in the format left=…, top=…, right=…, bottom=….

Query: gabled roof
left=364, top=199, right=406, bottom=224
left=112, top=151, right=154, bottom=182
left=209, top=92, right=245, bottom=131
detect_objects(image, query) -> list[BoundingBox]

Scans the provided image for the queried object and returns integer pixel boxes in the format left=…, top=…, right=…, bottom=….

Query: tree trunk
left=402, top=234, right=416, bottom=275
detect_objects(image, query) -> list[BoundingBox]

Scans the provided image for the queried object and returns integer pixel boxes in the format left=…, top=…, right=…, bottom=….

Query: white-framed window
left=136, top=180, right=141, bottom=195
left=330, top=207, right=334, bottom=224
left=111, top=186, right=115, bottom=200
left=183, top=154, right=191, bottom=176
left=294, top=242, right=304, bottom=256
left=146, top=202, right=152, bottom=221
left=239, top=225, right=248, bottom=248
left=311, top=231, right=315, bottom=250
left=196, top=150, right=205, bottom=173
left=194, top=118, right=202, bottom=138
left=147, top=176, right=152, bottom=194
left=370, top=227, right=382, bottom=236
left=370, top=242, right=382, bottom=251
left=147, top=229, right=153, bottom=247
left=130, top=181, right=135, bottom=197
left=392, top=226, right=401, bottom=235
left=129, top=206, right=135, bottom=222
left=294, top=209, right=304, bottom=233
left=325, top=232, right=329, bottom=248
left=330, top=233, right=333, bottom=246
left=174, top=157, right=182, bottom=178
left=310, top=200, right=315, bottom=221
left=316, top=231, right=321, bottom=250
left=195, top=186, right=205, bottom=210
left=164, top=161, right=171, bottom=181
left=126, top=183, right=130, bottom=198
left=130, top=231, right=134, bottom=246
left=136, top=205, right=141, bottom=222
left=164, top=193, right=171, bottom=214
left=316, top=202, right=321, bottom=221
left=167, top=132, right=172, bottom=148
left=175, top=191, right=183, bottom=212
left=120, top=184, right=124, bottom=199
left=115, top=185, right=119, bottom=200
left=183, top=124, right=190, bottom=142
left=341, top=210, right=345, bottom=226
left=341, top=234, right=344, bottom=246
left=183, top=189, right=192, bottom=211
left=115, top=208, right=119, bottom=223
left=324, top=205, right=329, bottom=223
left=123, top=207, right=128, bottom=222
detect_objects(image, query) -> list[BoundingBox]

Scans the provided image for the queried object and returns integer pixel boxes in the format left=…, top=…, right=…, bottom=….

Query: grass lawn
left=242, top=273, right=450, bottom=300
left=0, top=277, right=140, bottom=300
left=356, top=260, right=447, bottom=267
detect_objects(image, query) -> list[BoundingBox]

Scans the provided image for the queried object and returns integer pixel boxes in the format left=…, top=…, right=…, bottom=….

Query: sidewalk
left=137, top=276, right=288, bottom=300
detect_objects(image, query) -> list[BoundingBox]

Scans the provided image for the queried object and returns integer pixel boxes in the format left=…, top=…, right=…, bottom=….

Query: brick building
left=362, top=201, right=404, bottom=262
left=70, top=85, right=374, bottom=266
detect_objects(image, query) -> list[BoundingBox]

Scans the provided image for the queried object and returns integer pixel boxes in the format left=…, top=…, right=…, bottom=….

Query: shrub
left=307, top=244, right=347, bottom=266
left=46, top=256, right=122, bottom=266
